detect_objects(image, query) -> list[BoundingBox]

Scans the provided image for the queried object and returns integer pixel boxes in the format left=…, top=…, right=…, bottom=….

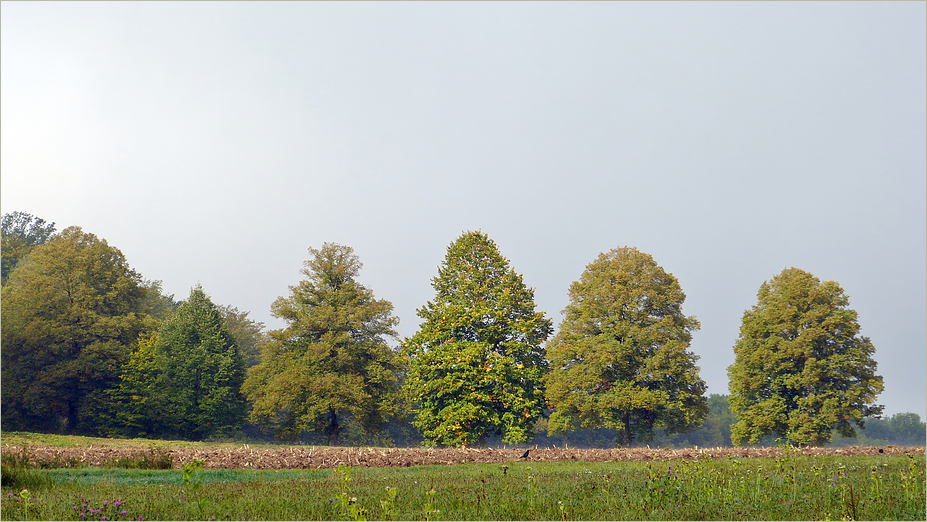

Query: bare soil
left=3, top=443, right=923, bottom=470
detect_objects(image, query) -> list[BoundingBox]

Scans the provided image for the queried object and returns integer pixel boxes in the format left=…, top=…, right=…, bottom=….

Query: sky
left=2, top=2, right=925, bottom=419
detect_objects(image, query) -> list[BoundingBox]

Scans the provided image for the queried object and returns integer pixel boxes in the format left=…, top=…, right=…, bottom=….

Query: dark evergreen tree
left=115, top=286, right=247, bottom=440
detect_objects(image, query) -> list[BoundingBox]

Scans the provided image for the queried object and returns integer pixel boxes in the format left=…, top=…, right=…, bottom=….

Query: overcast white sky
left=2, top=2, right=924, bottom=419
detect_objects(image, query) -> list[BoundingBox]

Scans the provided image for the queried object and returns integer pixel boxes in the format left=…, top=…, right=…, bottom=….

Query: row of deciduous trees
left=1, top=212, right=886, bottom=447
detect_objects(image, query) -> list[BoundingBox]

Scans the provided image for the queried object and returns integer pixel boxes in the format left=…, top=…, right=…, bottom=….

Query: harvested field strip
left=3, top=443, right=922, bottom=469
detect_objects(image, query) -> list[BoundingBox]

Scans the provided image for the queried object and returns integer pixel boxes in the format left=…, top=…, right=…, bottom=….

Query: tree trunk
left=326, top=407, right=341, bottom=446
left=623, top=411, right=633, bottom=447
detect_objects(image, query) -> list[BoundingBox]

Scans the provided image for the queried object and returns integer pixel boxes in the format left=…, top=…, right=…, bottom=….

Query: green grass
left=1, top=455, right=924, bottom=520
left=0, top=432, right=277, bottom=450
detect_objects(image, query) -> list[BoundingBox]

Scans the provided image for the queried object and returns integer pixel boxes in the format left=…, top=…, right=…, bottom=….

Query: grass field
left=1, top=434, right=924, bottom=520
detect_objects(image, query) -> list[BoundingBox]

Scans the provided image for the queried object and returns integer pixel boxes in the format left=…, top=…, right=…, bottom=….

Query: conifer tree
left=403, top=231, right=552, bottom=447
left=727, top=268, right=883, bottom=446
left=243, top=243, right=404, bottom=445
left=545, top=247, right=707, bottom=446
left=115, top=286, right=247, bottom=440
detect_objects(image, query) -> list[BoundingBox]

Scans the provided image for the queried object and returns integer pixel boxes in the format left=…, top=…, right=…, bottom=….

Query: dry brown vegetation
left=3, top=439, right=922, bottom=470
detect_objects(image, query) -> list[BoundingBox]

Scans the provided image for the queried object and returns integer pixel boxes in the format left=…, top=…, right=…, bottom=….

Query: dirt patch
left=3, top=444, right=923, bottom=470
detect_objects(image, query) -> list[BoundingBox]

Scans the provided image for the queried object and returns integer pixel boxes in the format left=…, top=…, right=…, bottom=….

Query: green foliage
left=243, top=243, right=405, bottom=445
left=0, top=211, right=56, bottom=285
left=403, top=231, right=553, bottom=447
left=544, top=247, right=707, bottom=446
left=218, top=305, right=268, bottom=368
left=728, top=268, right=884, bottom=446
left=1, top=227, right=150, bottom=435
left=113, top=286, right=248, bottom=441
left=829, top=413, right=927, bottom=448
left=0, top=449, right=53, bottom=490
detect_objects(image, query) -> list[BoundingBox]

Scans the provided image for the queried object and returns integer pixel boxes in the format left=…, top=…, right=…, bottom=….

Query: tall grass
left=1, top=455, right=923, bottom=520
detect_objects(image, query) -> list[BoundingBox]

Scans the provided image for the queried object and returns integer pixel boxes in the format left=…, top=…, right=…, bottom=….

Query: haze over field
left=2, top=2, right=924, bottom=418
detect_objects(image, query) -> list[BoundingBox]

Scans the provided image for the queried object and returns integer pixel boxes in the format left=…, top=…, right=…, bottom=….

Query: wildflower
left=115, top=501, right=122, bottom=507
left=104, top=500, right=109, bottom=506
left=121, top=511, right=128, bottom=516
left=102, top=516, right=107, bottom=521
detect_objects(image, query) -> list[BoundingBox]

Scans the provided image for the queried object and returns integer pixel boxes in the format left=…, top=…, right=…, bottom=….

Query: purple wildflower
left=121, top=511, right=128, bottom=515
left=101, top=516, right=107, bottom=521
left=104, top=500, right=109, bottom=506
left=115, top=501, right=122, bottom=507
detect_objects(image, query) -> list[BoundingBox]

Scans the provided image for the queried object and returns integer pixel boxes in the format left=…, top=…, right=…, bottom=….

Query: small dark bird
left=519, top=449, right=530, bottom=459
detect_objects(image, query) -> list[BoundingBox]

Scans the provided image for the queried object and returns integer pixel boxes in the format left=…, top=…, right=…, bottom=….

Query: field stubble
left=2, top=441, right=920, bottom=470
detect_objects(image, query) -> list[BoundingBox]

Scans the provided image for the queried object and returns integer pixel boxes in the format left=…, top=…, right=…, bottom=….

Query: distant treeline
left=2, top=212, right=918, bottom=448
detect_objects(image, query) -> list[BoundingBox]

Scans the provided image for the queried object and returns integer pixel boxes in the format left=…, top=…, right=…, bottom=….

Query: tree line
left=2, top=211, right=915, bottom=448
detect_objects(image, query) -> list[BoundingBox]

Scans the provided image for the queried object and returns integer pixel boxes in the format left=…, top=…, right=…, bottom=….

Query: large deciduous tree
left=113, top=286, right=247, bottom=440
left=403, top=231, right=553, bottom=447
left=218, top=304, right=268, bottom=368
left=1, top=211, right=57, bottom=285
left=544, top=247, right=707, bottom=447
left=242, top=243, right=404, bottom=445
left=727, top=267, right=883, bottom=446
left=1, top=226, right=148, bottom=434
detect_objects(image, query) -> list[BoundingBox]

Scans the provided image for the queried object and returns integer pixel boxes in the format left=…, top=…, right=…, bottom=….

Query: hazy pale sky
left=2, top=2, right=924, bottom=419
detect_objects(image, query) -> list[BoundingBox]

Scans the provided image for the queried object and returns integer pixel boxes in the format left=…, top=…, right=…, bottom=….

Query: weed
left=182, top=459, right=208, bottom=511
left=105, top=448, right=173, bottom=470
left=423, top=486, right=440, bottom=521
left=335, top=464, right=368, bottom=521
left=379, top=486, right=399, bottom=520
left=1, top=448, right=53, bottom=489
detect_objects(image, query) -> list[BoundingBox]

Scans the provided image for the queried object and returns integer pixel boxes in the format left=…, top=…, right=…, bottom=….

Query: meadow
left=1, top=434, right=924, bottom=521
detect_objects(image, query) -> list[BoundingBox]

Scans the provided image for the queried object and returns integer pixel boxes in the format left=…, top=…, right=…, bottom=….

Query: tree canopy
left=1, top=226, right=149, bottom=434
left=403, top=231, right=553, bottom=447
left=1, top=211, right=57, bottom=285
left=727, top=267, right=884, bottom=446
left=113, top=286, right=248, bottom=440
left=544, top=246, right=707, bottom=446
left=243, top=243, right=405, bottom=445
left=219, top=304, right=268, bottom=368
